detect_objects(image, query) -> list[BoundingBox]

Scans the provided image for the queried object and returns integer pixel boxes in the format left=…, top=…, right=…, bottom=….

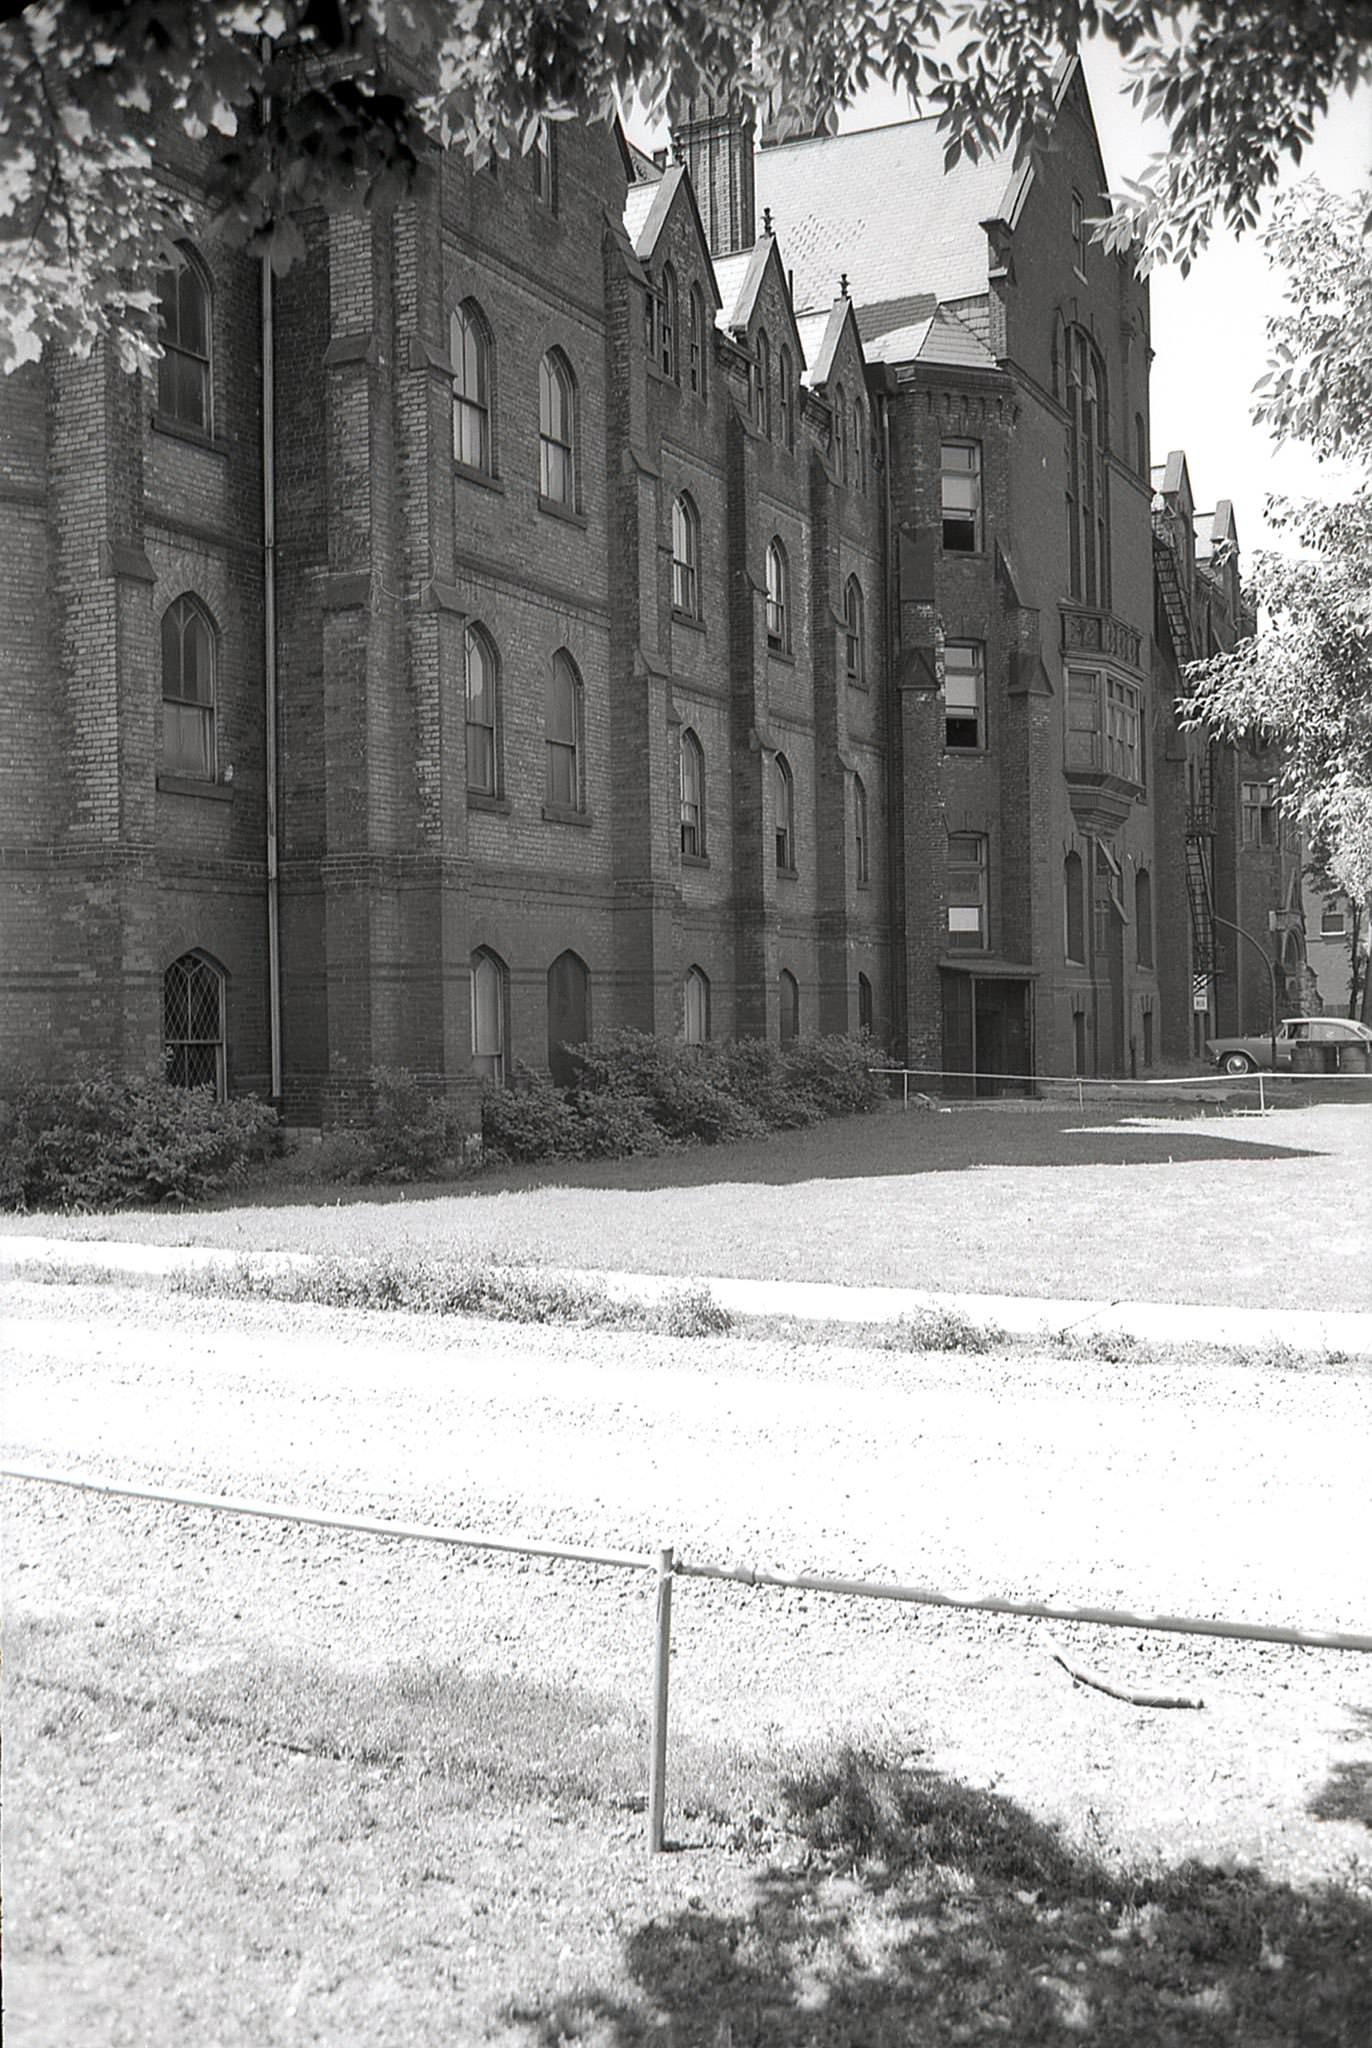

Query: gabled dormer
left=623, top=161, right=723, bottom=396
left=712, top=231, right=807, bottom=448
left=794, top=293, right=873, bottom=488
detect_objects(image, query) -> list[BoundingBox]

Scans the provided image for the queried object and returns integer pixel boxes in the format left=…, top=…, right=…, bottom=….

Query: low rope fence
left=871, top=1063, right=1372, bottom=1115
left=6, top=1463, right=1370, bottom=1853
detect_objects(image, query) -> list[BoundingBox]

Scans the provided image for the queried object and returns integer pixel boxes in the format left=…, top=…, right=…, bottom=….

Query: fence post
left=647, top=1544, right=674, bottom=1852
left=1258, top=1071, right=1266, bottom=1115
left=903, top=1070, right=909, bottom=1111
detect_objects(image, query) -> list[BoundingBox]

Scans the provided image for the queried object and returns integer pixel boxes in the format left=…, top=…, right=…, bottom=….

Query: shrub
left=0, top=1072, right=277, bottom=1212
left=480, top=1068, right=585, bottom=1164
left=359, top=1067, right=459, bottom=1181
left=568, top=1087, right=665, bottom=1158
left=883, top=1305, right=1003, bottom=1354
left=570, top=1030, right=766, bottom=1147
left=652, top=1286, right=735, bottom=1338
left=780, top=1034, right=888, bottom=1120
left=713, top=1037, right=821, bottom=1130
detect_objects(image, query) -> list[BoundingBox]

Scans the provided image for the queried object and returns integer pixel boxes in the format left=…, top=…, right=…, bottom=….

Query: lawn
left=7, top=1100, right=1370, bottom=1311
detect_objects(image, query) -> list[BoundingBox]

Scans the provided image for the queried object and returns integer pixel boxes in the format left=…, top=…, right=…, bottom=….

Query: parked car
left=1205, top=1016, right=1372, bottom=1074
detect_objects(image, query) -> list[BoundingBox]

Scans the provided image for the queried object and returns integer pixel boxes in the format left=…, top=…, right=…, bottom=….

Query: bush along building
left=0, top=56, right=1288, bottom=1122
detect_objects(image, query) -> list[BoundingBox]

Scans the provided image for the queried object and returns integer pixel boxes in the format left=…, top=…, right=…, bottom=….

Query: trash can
left=1292, top=1042, right=1335, bottom=1074
left=1337, top=1043, right=1371, bottom=1074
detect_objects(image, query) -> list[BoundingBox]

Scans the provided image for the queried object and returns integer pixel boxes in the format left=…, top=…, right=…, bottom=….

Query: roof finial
left=840, top=272, right=849, bottom=300
left=762, top=206, right=773, bottom=236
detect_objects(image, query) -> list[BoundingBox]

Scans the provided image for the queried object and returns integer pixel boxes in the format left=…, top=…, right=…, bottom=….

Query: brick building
left=0, top=57, right=1278, bottom=1119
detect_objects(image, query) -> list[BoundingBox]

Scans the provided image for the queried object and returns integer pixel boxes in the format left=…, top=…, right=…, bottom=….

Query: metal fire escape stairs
left=1154, top=522, right=1217, bottom=980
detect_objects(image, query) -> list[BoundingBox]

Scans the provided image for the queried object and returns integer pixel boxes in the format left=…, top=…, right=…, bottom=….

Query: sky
left=836, top=43, right=1371, bottom=559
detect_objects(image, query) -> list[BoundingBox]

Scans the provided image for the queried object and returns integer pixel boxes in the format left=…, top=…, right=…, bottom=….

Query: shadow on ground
left=515, top=1751, right=1370, bottom=2047
left=234, top=1107, right=1322, bottom=1210
left=1310, top=1708, right=1372, bottom=1831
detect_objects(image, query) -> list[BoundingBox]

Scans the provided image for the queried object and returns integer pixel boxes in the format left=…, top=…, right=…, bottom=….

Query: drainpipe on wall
left=878, top=386, right=908, bottom=1061
left=262, top=246, right=283, bottom=1108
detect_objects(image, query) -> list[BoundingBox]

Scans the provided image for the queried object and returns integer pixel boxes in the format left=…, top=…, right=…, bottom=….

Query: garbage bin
left=1337, top=1043, right=1371, bottom=1074
left=1292, top=1042, right=1335, bottom=1074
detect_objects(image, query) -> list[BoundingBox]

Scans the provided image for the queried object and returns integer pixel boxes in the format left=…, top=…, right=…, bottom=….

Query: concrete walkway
left=5, top=1234, right=1370, bottom=1357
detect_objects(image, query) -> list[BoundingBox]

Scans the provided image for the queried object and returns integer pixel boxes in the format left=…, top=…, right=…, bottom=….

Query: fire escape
left=1154, top=519, right=1217, bottom=984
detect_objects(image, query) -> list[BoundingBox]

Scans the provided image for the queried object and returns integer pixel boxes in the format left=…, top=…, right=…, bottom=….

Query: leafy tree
left=1181, top=184, right=1372, bottom=934
left=1305, top=840, right=1368, bottom=1019
left=2, top=0, right=1370, bottom=370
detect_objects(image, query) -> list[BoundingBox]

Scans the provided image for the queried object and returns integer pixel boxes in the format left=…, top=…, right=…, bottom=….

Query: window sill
left=542, top=802, right=593, bottom=828
left=453, top=460, right=502, bottom=493
left=467, top=791, right=511, bottom=815
left=941, top=544, right=985, bottom=560
left=767, top=645, right=796, bottom=666
left=846, top=674, right=869, bottom=692
left=672, top=609, right=705, bottom=631
left=151, top=414, right=230, bottom=457
left=157, top=773, right=233, bottom=802
left=776, top=864, right=798, bottom=881
left=681, top=851, right=710, bottom=869
left=945, top=744, right=986, bottom=757
left=538, top=496, right=587, bottom=527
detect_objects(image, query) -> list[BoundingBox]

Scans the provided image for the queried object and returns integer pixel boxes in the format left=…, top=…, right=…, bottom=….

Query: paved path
left=4, top=1235, right=1371, bottom=1355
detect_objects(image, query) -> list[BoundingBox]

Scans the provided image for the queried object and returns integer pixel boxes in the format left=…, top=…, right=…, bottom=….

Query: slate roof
left=623, top=175, right=664, bottom=255
left=862, top=303, right=998, bottom=372
left=754, top=117, right=1014, bottom=315
left=712, top=241, right=772, bottom=331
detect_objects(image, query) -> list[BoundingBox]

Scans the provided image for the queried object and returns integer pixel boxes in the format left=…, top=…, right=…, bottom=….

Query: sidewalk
left=5, top=1235, right=1370, bottom=1357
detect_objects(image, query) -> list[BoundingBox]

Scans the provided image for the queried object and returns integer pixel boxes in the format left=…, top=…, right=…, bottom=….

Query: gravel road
left=7, top=1279, right=1372, bottom=1885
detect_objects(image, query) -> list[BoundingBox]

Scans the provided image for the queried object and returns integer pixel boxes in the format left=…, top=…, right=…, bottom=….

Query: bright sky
left=839, top=44, right=1371, bottom=559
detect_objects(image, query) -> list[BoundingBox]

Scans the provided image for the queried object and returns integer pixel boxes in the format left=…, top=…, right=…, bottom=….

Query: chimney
left=669, top=92, right=756, bottom=256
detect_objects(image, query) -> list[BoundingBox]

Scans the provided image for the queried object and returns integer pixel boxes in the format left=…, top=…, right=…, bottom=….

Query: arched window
left=778, top=346, right=795, bottom=449
left=671, top=493, right=700, bottom=617
left=465, top=625, right=500, bottom=795
left=857, top=971, right=874, bottom=1036
left=683, top=966, right=710, bottom=1044
left=765, top=538, right=789, bottom=651
left=531, top=117, right=555, bottom=206
left=778, top=968, right=800, bottom=1043
left=853, top=773, right=869, bottom=884
left=774, top=752, right=795, bottom=871
left=833, top=381, right=848, bottom=482
left=1064, top=850, right=1086, bottom=963
left=1134, top=411, right=1148, bottom=479
left=852, top=397, right=866, bottom=489
left=1135, top=866, right=1154, bottom=968
left=843, top=576, right=865, bottom=685
left=1067, top=328, right=1109, bottom=604
left=161, top=594, right=217, bottom=779
left=539, top=350, right=576, bottom=506
left=680, top=728, right=705, bottom=857
left=660, top=264, right=678, bottom=379
left=156, top=245, right=212, bottom=432
left=451, top=300, right=493, bottom=473
left=163, top=950, right=225, bottom=1095
left=470, top=948, right=508, bottom=1084
left=753, top=329, right=771, bottom=436
left=687, top=284, right=707, bottom=397
left=545, top=650, right=583, bottom=810
left=547, top=949, right=589, bottom=1085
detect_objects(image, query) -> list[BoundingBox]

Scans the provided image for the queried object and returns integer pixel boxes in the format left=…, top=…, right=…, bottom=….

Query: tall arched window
left=680, top=728, right=705, bottom=857
left=688, top=284, right=707, bottom=397
left=778, top=969, right=800, bottom=1043
left=778, top=346, right=795, bottom=449
left=545, top=650, right=583, bottom=810
left=547, top=949, right=589, bottom=1085
left=753, top=329, right=772, bottom=436
left=833, top=381, right=848, bottom=481
left=1135, top=866, right=1154, bottom=968
left=857, top=971, right=874, bottom=1036
left=539, top=350, right=576, bottom=506
left=853, top=773, right=870, bottom=884
left=774, top=752, right=795, bottom=871
left=843, top=577, right=865, bottom=684
left=531, top=117, right=555, bottom=206
left=765, top=538, right=789, bottom=651
left=161, top=594, right=217, bottom=779
left=1064, top=850, right=1086, bottom=963
left=451, top=300, right=493, bottom=473
left=671, top=493, right=700, bottom=616
left=163, top=950, right=225, bottom=1095
left=660, top=264, right=678, bottom=379
left=852, top=397, right=866, bottom=489
left=156, top=245, right=212, bottom=431
left=470, top=948, right=508, bottom=1084
left=465, top=625, right=500, bottom=795
left=683, top=967, right=710, bottom=1044
left=1067, top=329, right=1109, bottom=604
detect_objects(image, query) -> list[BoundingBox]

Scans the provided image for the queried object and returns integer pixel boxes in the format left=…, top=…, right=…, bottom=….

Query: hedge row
left=0, top=1073, right=278, bottom=1211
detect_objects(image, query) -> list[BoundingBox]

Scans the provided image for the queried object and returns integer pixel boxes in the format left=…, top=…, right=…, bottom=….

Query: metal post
left=647, top=1545, right=674, bottom=1852
left=1258, top=1071, right=1266, bottom=1115
left=1211, top=910, right=1280, bottom=1073
left=903, top=1070, right=909, bottom=1111
left=1077, top=1077, right=1084, bottom=1112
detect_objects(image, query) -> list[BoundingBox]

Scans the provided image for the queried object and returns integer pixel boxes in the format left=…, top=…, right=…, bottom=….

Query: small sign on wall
left=1192, top=976, right=1211, bottom=1013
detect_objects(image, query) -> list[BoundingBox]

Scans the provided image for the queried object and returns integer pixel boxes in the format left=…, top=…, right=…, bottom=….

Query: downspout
left=878, top=387, right=908, bottom=1059
left=262, top=240, right=282, bottom=1105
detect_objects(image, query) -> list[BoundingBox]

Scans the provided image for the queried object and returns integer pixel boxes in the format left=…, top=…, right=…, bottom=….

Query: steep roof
left=754, top=117, right=1015, bottom=315
left=863, top=302, right=997, bottom=371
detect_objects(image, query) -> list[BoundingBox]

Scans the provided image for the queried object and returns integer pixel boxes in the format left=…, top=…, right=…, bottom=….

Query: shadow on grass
left=236, top=1107, right=1323, bottom=1210
left=516, top=1751, right=1372, bottom=2047
left=1310, top=1708, right=1372, bottom=1831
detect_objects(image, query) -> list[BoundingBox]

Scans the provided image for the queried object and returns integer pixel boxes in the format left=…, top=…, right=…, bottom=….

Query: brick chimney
left=669, top=93, right=756, bottom=256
